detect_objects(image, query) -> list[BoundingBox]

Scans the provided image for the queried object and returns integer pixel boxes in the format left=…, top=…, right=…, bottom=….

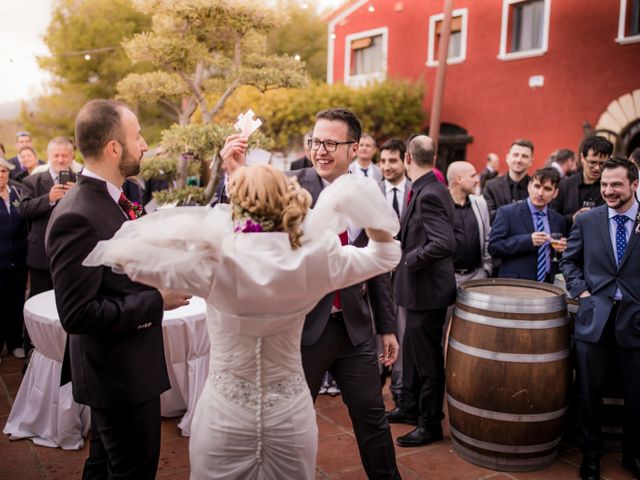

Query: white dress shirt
left=383, top=178, right=408, bottom=218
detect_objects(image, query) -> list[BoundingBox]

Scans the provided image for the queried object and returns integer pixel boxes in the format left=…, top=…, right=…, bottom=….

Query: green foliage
left=152, top=185, right=207, bottom=206
left=213, top=79, right=426, bottom=150
left=139, top=154, right=201, bottom=181
left=266, top=0, right=328, bottom=80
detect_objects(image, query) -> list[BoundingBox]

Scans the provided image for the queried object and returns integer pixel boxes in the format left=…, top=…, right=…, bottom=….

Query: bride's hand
left=220, top=134, right=248, bottom=175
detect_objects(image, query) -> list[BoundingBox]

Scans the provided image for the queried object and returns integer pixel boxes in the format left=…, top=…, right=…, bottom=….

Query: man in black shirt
left=447, top=161, right=492, bottom=284
left=551, top=136, right=613, bottom=227
left=483, top=139, right=534, bottom=222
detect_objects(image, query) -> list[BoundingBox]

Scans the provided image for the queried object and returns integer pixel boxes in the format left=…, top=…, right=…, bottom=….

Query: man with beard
left=46, top=99, right=190, bottom=479
left=561, top=156, right=640, bottom=480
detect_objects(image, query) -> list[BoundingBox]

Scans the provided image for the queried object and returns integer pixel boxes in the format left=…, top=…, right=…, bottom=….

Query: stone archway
left=595, top=89, right=640, bottom=155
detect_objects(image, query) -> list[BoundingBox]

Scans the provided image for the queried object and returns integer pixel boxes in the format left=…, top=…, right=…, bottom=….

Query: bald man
left=447, top=162, right=492, bottom=284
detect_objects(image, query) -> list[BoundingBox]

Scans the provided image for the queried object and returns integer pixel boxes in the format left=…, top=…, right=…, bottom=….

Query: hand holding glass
left=550, top=233, right=566, bottom=261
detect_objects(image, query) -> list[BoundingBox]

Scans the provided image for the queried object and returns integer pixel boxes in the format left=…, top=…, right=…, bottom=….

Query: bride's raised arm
left=83, top=205, right=232, bottom=299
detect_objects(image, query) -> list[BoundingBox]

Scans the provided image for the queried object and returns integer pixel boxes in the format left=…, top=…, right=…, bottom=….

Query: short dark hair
left=18, top=145, right=37, bottom=157
left=510, top=138, right=535, bottom=154
left=580, top=135, right=613, bottom=159
left=316, top=108, right=362, bottom=143
left=555, top=148, right=575, bottom=165
left=603, top=155, right=639, bottom=184
left=75, top=99, right=128, bottom=160
left=629, top=147, right=640, bottom=168
left=379, top=138, right=406, bottom=159
left=407, top=134, right=435, bottom=167
left=531, top=167, right=561, bottom=188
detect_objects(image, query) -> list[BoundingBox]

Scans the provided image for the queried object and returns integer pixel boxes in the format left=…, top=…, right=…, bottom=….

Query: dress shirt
left=2, top=185, right=11, bottom=213
left=527, top=198, right=551, bottom=274
left=350, top=161, right=372, bottom=179
left=81, top=168, right=129, bottom=218
left=576, top=179, right=602, bottom=207
left=383, top=178, right=407, bottom=218
left=452, top=197, right=481, bottom=271
left=608, top=201, right=638, bottom=300
left=507, top=175, right=530, bottom=203
left=550, top=162, right=564, bottom=178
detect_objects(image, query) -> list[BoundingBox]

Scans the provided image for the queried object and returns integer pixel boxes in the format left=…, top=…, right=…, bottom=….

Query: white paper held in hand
left=234, top=109, right=262, bottom=137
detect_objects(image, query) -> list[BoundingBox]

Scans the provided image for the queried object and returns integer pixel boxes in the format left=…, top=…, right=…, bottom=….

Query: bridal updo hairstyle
left=228, top=165, right=311, bottom=249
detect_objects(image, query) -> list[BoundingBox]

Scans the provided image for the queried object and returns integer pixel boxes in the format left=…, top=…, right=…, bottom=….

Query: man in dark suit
left=7, top=131, right=35, bottom=181
left=220, top=108, right=402, bottom=479
left=479, top=152, right=499, bottom=192
left=46, top=100, right=189, bottom=479
left=561, top=156, right=640, bottom=480
left=489, top=168, right=566, bottom=282
left=19, top=137, right=76, bottom=297
left=388, top=134, right=456, bottom=447
left=483, top=139, right=534, bottom=221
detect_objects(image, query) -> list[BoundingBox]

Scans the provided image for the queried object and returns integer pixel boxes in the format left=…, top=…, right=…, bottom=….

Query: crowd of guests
left=2, top=118, right=640, bottom=480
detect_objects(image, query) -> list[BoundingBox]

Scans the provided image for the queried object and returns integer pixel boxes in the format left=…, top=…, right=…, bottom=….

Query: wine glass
left=582, top=200, right=596, bottom=209
left=550, top=232, right=565, bottom=262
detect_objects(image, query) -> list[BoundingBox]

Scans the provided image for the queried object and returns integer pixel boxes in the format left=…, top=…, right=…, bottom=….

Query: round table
left=3, top=291, right=209, bottom=449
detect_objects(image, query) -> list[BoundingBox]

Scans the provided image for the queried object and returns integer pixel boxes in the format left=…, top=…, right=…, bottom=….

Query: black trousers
left=575, top=306, right=640, bottom=458
left=302, top=314, right=401, bottom=479
left=0, top=267, right=27, bottom=352
left=83, top=397, right=161, bottom=480
left=400, top=307, right=447, bottom=429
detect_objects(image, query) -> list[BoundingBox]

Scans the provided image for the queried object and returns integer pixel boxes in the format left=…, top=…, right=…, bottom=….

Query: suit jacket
left=488, top=200, right=566, bottom=281
left=19, top=171, right=57, bottom=270
left=550, top=173, right=604, bottom=227
left=0, top=185, right=28, bottom=269
left=289, top=167, right=396, bottom=346
left=45, top=175, right=170, bottom=408
left=561, top=204, right=640, bottom=347
left=349, top=160, right=382, bottom=182
left=469, top=194, right=493, bottom=275
left=8, top=156, right=23, bottom=181
left=483, top=173, right=530, bottom=222
left=290, top=156, right=312, bottom=171
left=394, top=171, right=456, bottom=311
left=378, top=177, right=412, bottom=218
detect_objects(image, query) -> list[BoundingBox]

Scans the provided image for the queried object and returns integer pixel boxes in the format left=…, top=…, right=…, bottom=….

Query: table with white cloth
left=3, top=290, right=209, bottom=449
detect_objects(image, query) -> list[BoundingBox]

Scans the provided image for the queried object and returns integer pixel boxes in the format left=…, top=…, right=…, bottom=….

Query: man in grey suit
left=349, top=133, right=382, bottom=181
left=220, top=109, right=401, bottom=479
left=561, top=156, right=640, bottom=480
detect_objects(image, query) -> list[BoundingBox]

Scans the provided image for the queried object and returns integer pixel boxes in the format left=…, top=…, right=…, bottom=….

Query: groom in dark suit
left=561, top=156, right=640, bottom=480
left=46, top=100, right=189, bottom=479
left=220, top=108, right=401, bottom=479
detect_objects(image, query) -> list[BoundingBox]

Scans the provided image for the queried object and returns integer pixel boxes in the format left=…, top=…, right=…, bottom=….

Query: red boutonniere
left=131, top=201, right=144, bottom=219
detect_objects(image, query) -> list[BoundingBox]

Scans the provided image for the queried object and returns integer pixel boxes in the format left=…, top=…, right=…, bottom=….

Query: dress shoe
left=396, top=426, right=443, bottom=447
left=622, top=455, right=640, bottom=479
left=579, top=456, right=600, bottom=480
left=386, top=407, right=418, bottom=426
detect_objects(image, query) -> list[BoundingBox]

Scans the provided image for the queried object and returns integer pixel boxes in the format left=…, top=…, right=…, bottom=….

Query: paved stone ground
left=0, top=353, right=634, bottom=479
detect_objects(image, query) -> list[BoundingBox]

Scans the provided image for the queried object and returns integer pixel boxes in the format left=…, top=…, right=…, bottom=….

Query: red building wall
left=329, top=0, right=640, bottom=172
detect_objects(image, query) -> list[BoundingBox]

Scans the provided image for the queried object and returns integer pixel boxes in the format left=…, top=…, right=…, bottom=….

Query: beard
left=605, top=192, right=633, bottom=210
left=118, top=145, right=141, bottom=178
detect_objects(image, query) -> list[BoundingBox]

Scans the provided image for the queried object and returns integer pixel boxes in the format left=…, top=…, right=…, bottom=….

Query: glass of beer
left=550, top=233, right=565, bottom=262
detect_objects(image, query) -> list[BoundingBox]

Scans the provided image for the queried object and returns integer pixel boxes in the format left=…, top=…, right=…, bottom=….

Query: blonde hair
left=227, top=165, right=311, bottom=249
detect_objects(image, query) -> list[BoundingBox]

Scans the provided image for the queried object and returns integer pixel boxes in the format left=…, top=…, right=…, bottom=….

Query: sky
left=0, top=0, right=344, bottom=105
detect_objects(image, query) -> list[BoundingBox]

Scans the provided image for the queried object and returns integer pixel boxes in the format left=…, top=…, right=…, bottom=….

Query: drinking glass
left=550, top=232, right=565, bottom=262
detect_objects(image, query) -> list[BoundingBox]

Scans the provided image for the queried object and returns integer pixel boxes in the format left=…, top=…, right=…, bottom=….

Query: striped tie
left=535, top=211, right=548, bottom=282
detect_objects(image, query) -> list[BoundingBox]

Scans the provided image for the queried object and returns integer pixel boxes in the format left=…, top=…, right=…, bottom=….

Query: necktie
left=118, top=192, right=139, bottom=220
left=613, top=214, right=629, bottom=265
left=535, top=211, right=548, bottom=282
left=361, top=168, right=368, bottom=177
left=406, top=189, right=413, bottom=206
left=333, top=231, right=349, bottom=310
left=391, top=187, right=400, bottom=217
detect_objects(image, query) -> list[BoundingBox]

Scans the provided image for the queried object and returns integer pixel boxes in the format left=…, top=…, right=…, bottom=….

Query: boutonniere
left=131, top=201, right=144, bottom=219
left=635, top=210, right=640, bottom=234
left=11, top=199, right=20, bottom=209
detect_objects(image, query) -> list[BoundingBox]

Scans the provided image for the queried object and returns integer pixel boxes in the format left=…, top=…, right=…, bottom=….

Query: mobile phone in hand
left=58, top=170, right=71, bottom=184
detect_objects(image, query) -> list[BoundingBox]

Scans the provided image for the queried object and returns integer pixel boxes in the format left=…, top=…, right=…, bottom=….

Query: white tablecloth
left=3, top=290, right=209, bottom=449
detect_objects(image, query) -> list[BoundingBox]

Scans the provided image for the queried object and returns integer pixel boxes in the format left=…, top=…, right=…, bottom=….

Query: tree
left=117, top=0, right=308, bottom=126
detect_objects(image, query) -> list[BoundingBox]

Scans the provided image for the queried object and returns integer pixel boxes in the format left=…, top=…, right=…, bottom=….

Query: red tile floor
left=0, top=353, right=634, bottom=479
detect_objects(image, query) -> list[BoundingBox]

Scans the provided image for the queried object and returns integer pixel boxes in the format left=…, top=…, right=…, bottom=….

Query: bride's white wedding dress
left=84, top=175, right=401, bottom=479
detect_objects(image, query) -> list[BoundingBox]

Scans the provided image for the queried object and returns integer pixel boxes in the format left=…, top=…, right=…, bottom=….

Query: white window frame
left=617, top=0, right=640, bottom=44
left=498, top=0, right=552, bottom=61
left=426, top=8, right=468, bottom=67
left=344, top=27, right=388, bottom=87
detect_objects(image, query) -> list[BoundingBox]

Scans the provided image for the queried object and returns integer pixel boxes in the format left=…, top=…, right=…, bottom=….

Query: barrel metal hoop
left=457, top=289, right=566, bottom=314
left=454, top=307, right=569, bottom=330
left=450, top=425, right=562, bottom=454
left=448, top=338, right=570, bottom=363
left=447, top=394, right=568, bottom=422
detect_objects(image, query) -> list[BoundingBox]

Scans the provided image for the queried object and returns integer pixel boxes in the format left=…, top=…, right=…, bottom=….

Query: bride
left=84, top=164, right=400, bottom=479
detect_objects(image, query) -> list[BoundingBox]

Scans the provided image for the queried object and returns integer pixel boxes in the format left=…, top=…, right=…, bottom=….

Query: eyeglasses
left=584, top=160, right=605, bottom=169
left=307, top=138, right=355, bottom=152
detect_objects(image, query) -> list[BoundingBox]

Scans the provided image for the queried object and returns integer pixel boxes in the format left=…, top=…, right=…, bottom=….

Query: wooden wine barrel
left=446, top=279, right=571, bottom=472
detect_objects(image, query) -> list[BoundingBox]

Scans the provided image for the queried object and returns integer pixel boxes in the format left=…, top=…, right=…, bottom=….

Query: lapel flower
left=131, top=201, right=144, bottom=219
left=11, top=199, right=20, bottom=209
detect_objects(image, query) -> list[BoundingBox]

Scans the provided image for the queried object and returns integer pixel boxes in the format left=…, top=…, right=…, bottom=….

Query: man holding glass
left=551, top=136, right=613, bottom=227
left=488, top=168, right=567, bottom=282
